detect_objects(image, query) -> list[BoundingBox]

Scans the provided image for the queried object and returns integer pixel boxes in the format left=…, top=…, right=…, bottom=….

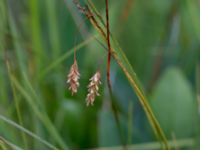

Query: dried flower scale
left=67, top=60, right=80, bottom=95
left=86, top=71, right=101, bottom=106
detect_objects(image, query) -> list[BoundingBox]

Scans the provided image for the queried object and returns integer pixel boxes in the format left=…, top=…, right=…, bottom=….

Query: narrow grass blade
left=186, top=0, right=200, bottom=41
left=0, top=136, right=23, bottom=150
left=90, top=138, right=194, bottom=150
left=6, top=3, right=30, bottom=149
left=7, top=4, right=27, bottom=72
left=6, top=58, right=28, bottom=150
left=0, top=0, right=9, bottom=107
left=45, top=0, right=61, bottom=58
left=10, top=75, right=69, bottom=150
left=29, top=0, right=45, bottom=74
left=45, top=0, right=63, bottom=101
left=84, top=1, right=169, bottom=149
left=0, top=115, right=58, bottom=150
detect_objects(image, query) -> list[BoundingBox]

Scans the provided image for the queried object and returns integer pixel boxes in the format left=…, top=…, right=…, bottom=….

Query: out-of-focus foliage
left=150, top=67, right=197, bottom=138
left=0, top=0, right=199, bottom=149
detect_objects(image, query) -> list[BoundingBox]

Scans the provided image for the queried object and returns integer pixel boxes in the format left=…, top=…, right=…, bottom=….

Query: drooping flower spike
left=67, top=60, right=80, bottom=95
left=86, top=71, right=101, bottom=106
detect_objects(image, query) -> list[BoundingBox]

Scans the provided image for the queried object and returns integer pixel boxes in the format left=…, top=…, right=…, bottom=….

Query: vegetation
left=0, top=0, right=199, bottom=149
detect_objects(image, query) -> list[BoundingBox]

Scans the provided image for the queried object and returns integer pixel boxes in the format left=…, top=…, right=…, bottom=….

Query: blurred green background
left=0, top=0, right=200, bottom=149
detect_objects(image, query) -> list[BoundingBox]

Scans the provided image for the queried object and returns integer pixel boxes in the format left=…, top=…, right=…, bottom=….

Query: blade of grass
left=0, top=115, right=58, bottom=150
left=112, top=24, right=169, bottom=150
left=22, top=71, right=67, bottom=148
left=6, top=3, right=29, bottom=149
left=10, top=75, right=69, bottom=150
left=0, top=144, right=7, bottom=150
left=5, top=57, right=29, bottom=150
left=90, top=138, right=194, bottom=150
left=0, top=0, right=9, bottom=105
left=186, top=0, right=200, bottom=41
left=0, top=136, right=23, bottom=150
left=45, top=0, right=61, bottom=58
left=0, top=140, right=8, bottom=150
left=104, top=1, right=127, bottom=147
left=82, top=2, right=169, bottom=149
left=111, top=40, right=168, bottom=148
left=7, top=1, right=27, bottom=73
left=29, top=0, right=45, bottom=75
left=45, top=0, right=64, bottom=101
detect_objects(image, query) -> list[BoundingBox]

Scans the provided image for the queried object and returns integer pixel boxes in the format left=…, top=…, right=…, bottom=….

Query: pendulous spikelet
left=67, top=60, right=80, bottom=95
left=86, top=71, right=101, bottom=106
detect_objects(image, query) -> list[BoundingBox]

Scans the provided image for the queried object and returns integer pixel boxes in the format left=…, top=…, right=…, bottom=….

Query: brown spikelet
left=86, top=71, right=101, bottom=106
left=67, top=60, right=80, bottom=95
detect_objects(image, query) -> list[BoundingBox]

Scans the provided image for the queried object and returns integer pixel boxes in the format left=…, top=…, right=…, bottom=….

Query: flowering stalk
left=86, top=71, right=101, bottom=106
left=67, top=60, right=80, bottom=95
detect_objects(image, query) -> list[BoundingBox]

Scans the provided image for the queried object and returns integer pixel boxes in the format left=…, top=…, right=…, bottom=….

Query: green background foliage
left=0, top=0, right=199, bottom=149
